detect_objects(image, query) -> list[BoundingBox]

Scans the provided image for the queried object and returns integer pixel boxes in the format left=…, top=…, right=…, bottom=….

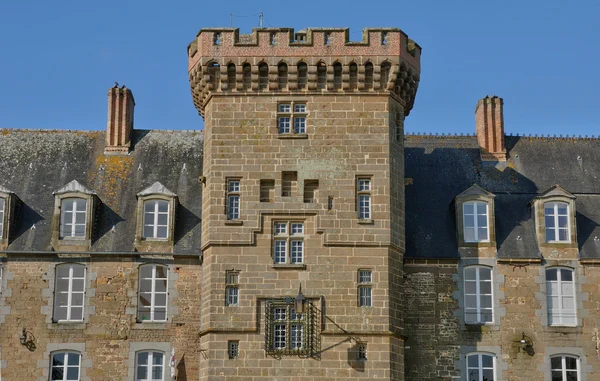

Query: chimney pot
left=105, top=85, right=135, bottom=154
left=475, top=95, right=506, bottom=161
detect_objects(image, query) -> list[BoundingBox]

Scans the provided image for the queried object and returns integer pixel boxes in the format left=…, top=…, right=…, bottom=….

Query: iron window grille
left=357, top=343, right=367, bottom=361
left=278, top=102, right=307, bottom=134
left=228, top=341, right=239, bottom=359
left=265, top=298, right=318, bottom=357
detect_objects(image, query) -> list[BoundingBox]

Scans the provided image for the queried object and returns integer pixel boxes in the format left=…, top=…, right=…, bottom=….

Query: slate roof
left=0, top=129, right=203, bottom=255
left=404, top=135, right=600, bottom=259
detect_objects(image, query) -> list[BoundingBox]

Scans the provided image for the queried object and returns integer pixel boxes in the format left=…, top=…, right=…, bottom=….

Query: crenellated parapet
left=187, top=27, right=421, bottom=117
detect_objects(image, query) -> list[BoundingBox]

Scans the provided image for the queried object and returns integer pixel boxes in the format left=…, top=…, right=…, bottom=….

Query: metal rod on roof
left=230, top=13, right=232, bottom=27
left=259, top=12, right=263, bottom=28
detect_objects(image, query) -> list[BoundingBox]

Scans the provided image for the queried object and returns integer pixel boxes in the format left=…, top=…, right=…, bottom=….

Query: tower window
left=226, top=271, right=239, bottom=307
left=278, top=102, right=307, bottom=135
left=227, top=179, right=241, bottom=220
left=358, top=269, right=372, bottom=307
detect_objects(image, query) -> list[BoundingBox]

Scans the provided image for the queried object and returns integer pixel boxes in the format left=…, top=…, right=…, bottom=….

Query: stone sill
left=277, top=133, right=308, bottom=139
left=132, top=322, right=171, bottom=330
left=224, top=220, right=243, bottom=226
left=357, top=219, right=374, bottom=225
left=545, top=325, right=582, bottom=334
left=271, top=264, right=306, bottom=270
left=48, top=322, right=87, bottom=330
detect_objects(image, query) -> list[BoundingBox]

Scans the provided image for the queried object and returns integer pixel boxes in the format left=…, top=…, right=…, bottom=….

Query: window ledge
left=545, top=325, right=581, bottom=333
left=277, top=133, right=308, bottom=139
left=132, top=322, right=171, bottom=330
left=48, top=322, right=87, bottom=330
left=225, top=220, right=243, bottom=226
left=271, top=264, right=306, bottom=270
left=358, top=219, right=374, bottom=225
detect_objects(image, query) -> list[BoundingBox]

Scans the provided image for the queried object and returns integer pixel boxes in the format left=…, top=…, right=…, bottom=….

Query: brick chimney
left=105, top=85, right=135, bottom=153
left=475, top=95, right=506, bottom=161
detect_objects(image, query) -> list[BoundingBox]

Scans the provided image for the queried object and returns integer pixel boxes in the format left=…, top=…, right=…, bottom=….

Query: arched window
left=143, top=200, right=169, bottom=240
left=349, top=63, right=358, bottom=90
left=546, top=267, right=576, bottom=326
left=278, top=62, right=288, bottom=90
left=466, top=353, right=495, bottom=381
left=208, top=62, right=220, bottom=90
left=317, top=62, right=326, bottom=90
left=242, top=63, right=251, bottom=90
left=53, top=263, right=86, bottom=322
left=364, top=62, right=374, bottom=90
left=464, top=266, right=493, bottom=324
left=550, top=355, right=579, bottom=381
left=333, top=62, right=342, bottom=90
left=297, top=62, right=308, bottom=90
left=258, top=63, right=268, bottom=91
left=380, top=62, right=391, bottom=90
left=60, top=198, right=87, bottom=239
left=135, top=351, right=165, bottom=381
left=227, top=63, right=236, bottom=91
left=544, top=201, right=570, bottom=242
left=50, top=351, right=81, bottom=381
left=138, top=264, right=168, bottom=322
left=463, top=201, right=489, bottom=242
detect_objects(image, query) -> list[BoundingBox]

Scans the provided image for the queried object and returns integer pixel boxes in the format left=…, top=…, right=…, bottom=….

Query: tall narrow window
left=242, top=63, right=251, bottom=90
left=545, top=202, right=570, bottom=242
left=349, top=63, right=358, bottom=90
left=282, top=172, right=297, bottom=197
left=546, top=268, right=576, bottom=326
left=466, top=353, right=495, bottom=381
left=138, top=264, right=168, bottom=322
left=227, top=63, right=236, bottom=90
left=357, top=178, right=372, bottom=220
left=358, top=269, right=372, bottom=307
left=225, top=271, right=239, bottom=306
left=297, top=62, right=308, bottom=90
left=463, top=201, right=489, bottom=242
left=464, top=266, right=493, bottom=324
left=258, top=63, right=268, bottom=91
left=227, top=179, right=240, bottom=220
left=333, top=62, right=342, bottom=90
left=135, top=351, right=164, bottom=381
left=260, top=180, right=275, bottom=202
left=270, top=32, right=276, bottom=45
left=551, top=355, right=579, bottom=381
left=208, top=62, right=220, bottom=90
left=213, top=32, right=221, bottom=45
left=381, top=32, right=388, bottom=45
left=60, top=198, right=87, bottom=239
left=304, top=180, right=318, bottom=203
left=324, top=32, right=331, bottom=45
left=0, top=197, right=4, bottom=237
left=53, top=263, right=86, bottom=322
left=273, top=222, right=304, bottom=264
left=143, top=200, right=169, bottom=240
left=278, top=62, right=288, bottom=90
left=50, top=351, right=81, bottom=381
left=317, top=62, right=326, bottom=90
left=380, top=62, right=391, bottom=90
left=228, top=341, right=239, bottom=359
left=364, top=62, right=374, bottom=90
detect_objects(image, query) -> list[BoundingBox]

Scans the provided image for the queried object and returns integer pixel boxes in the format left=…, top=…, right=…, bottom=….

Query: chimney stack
left=105, top=84, right=135, bottom=153
left=475, top=95, right=506, bottom=161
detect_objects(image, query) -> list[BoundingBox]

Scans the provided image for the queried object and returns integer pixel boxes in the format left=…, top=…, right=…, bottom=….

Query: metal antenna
left=259, top=12, right=263, bottom=28
left=230, top=13, right=232, bottom=27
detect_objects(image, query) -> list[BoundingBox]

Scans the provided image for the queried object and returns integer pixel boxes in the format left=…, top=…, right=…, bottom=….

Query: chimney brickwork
left=105, top=85, right=135, bottom=153
left=475, top=95, right=507, bottom=161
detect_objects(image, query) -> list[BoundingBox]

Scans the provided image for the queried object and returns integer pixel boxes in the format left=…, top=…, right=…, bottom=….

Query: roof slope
left=404, top=135, right=600, bottom=259
left=0, top=129, right=203, bottom=254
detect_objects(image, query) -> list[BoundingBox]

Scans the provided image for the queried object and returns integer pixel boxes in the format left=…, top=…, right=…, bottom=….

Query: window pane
left=157, top=226, right=168, bottom=238
left=476, top=202, right=487, bottom=215
left=155, top=266, right=168, bottom=279
left=465, top=295, right=477, bottom=308
left=155, top=279, right=167, bottom=293
left=464, top=203, right=474, bottom=215
left=559, top=229, right=569, bottom=241
left=558, top=215, right=568, bottom=228
left=477, top=215, right=487, bottom=228
left=140, top=265, right=153, bottom=278
left=546, top=269, right=558, bottom=281
left=464, top=215, right=475, bottom=228
left=52, top=353, right=65, bottom=366
left=550, top=357, right=562, bottom=369
left=66, top=367, right=79, bottom=380
left=479, top=268, right=492, bottom=280
left=482, top=369, right=494, bottom=381
left=152, top=365, right=163, bottom=379
left=137, top=366, right=148, bottom=380
left=565, top=356, right=577, bottom=369
left=139, top=294, right=152, bottom=307
left=464, top=281, right=477, bottom=294
left=464, top=227, right=475, bottom=242
left=154, top=309, right=167, bottom=321
left=143, top=226, right=154, bottom=238
left=157, top=201, right=168, bottom=213
left=480, top=295, right=492, bottom=308
left=481, top=309, right=493, bottom=323
left=144, top=201, right=155, bottom=212
left=467, top=370, right=479, bottom=381
left=137, top=352, right=149, bottom=365
left=71, top=292, right=84, bottom=306
left=551, top=371, right=562, bottom=381
left=557, top=205, right=568, bottom=215
left=561, top=269, right=573, bottom=281
left=72, top=278, right=85, bottom=291
left=70, top=307, right=83, bottom=320
left=155, top=294, right=167, bottom=307
left=51, top=368, right=64, bottom=380
left=481, top=354, right=493, bottom=367
left=545, top=215, right=555, bottom=227
left=566, top=373, right=578, bottom=381
left=153, top=352, right=164, bottom=365
left=56, top=277, right=69, bottom=292
left=75, top=200, right=87, bottom=211
left=546, top=228, right=556, bottom=242
left=74, top=224, right=86, bottom=236
left=480, top=281, right=492, bottom=294
left=62, top=199, right=75, bottom=212
left=464, top=267, right=477, bottom=280
left=140, top=279, right=152, bottom=293
left=477, top=227, right=488, bottom=240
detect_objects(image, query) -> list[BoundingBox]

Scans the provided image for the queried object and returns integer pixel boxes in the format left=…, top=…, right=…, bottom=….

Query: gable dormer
left=455, top=184, right=496, bottom=248
left=135, top=182, right=178, bottom=252
left=0, top=185, right=18, bottom=250
left=531, top=184, right=577, bottom=248
left=52, top=180, right=98, bottom=251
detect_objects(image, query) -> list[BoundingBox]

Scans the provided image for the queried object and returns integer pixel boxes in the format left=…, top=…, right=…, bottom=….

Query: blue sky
left=0, top=0, right=598, bottom=136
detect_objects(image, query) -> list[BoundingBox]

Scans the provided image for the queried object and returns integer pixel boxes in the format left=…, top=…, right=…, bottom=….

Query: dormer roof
left=53, top=180, right=96, bottom=196
left=137, top=181, right=177, bottom=198
left=0, top=184, right=14, bottom=194
left=455, top=184, right=495, bottom=199
left=534, top=184, right=576, bottom=201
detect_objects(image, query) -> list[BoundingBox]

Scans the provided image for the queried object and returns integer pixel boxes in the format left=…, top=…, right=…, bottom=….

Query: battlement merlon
left=187, top=27, right=421, bottom=72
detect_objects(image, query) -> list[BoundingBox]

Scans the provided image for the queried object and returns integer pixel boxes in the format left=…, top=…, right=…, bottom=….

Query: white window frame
left=545, top=202, right=570, bottom=242
left=142, top=200, right=169, bottom=240
left=273, top=222, right=304, bottom=264
left=546, top=267, right=577, bottom=326
left=227, top=179, right=240, bottom=220
left=277, top=102, right=307, bottom=134
left=269, top=304, right=306, bottom=352
left=463, top=201, right=489, bottom=242
left=53, top=264, right=86, bottom=323
left=464, top=266, right=494, bottom=324
left=138, top=264, right=169, bottom=322
left=50, top=351, right=81, bottom=381
left=550, top=354, right=580, bottom=381
left=466, top=352, right=495, bottom=381
left=225, top=271, right=239, bottom=307
left=0, top=197, right=4, bottom=239
left=357, top=178, right=372, bottom=220
left=135, top=350, right=165, bottom=381
left=358, top=269, right=372, bottom=307
left=59, top=198, right=87, bottom=239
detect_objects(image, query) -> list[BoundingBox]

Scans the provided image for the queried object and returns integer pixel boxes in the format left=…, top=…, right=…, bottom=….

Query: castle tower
left=188, top=27, right=421, bottom=380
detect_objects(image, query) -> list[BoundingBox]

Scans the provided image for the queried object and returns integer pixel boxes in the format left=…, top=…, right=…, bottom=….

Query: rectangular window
left=135, top=351, right=164, bottom=381
left=225, top=271, right=239, bottom=307
left=260, top=179, right=275, bottom=202
left=278, top=103, right=307, bottom=135
left=50, top=351, right=81, bottom=381
left=551, top=355, right=579, bottom=381
left=53, top=264, right=86, bottom=322
left=228, top=341, right=239, bottom=359
left=358, top=269, right=372, bottom=307
left=357, top=178, right=372, bottom=220
left=273, top=222, right=304, bottom=264
left=466, top=353, right=495, bottom=381
left=143, top=200, right=169, bottom=239
left=547, top=268, right=576, bottom=326
left=463, top=201, right=489, bottom=242
left=60, top=198, right=87, bottom=238
left=303, top=180, right=318, bottom=203
left=138, top=264, right=168, bottom=322
left=464, top=266, right=493, bottom=324
left=545, top=202, right=570, bottom=242
left=227, top=179, right=240, bottom=220
left=357, top=343, right=367, bottom=361
left=0, top=197, right=4, bottom=238
left=282, top=172, right=297, bottom=197
left=266, top=300, right=310, bottom=354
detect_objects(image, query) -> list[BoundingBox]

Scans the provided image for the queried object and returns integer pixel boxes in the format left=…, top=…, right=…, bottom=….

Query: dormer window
left=0, top=185, right=17, bottom=249
left=463, top=201, right=489, bottom=242
left=545, top=202, right=570, bottom=242
left=0, top=198, right=4, bottom=238
left=136, top=182, right=178, bottom=252
left=455, top=184, right=496, bottom=247
left=532, top=185, right=577, bottom=246
left=52, top=180, right=97, bottom=251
